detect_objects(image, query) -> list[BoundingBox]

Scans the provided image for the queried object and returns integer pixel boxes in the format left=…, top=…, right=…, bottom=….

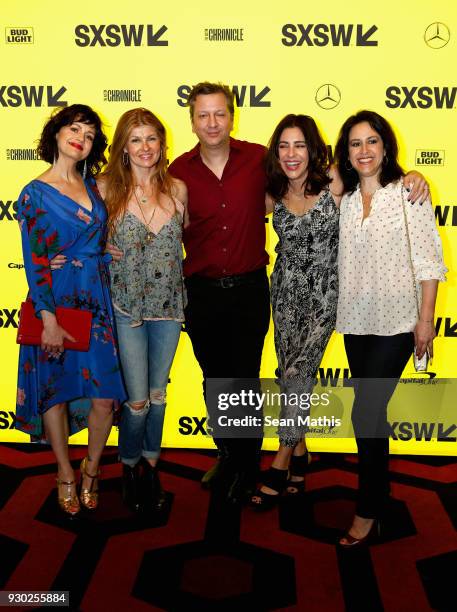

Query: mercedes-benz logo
left=424, top=22, right=450, bottom=49
left=315, top=84, right=341, bottom=110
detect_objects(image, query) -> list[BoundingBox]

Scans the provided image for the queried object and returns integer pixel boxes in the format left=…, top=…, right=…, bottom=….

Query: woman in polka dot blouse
left=334, top=110, right=446, bottom=546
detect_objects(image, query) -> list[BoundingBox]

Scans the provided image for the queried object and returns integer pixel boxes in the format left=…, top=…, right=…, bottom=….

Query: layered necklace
left=133, top=185, right=156, bottom=242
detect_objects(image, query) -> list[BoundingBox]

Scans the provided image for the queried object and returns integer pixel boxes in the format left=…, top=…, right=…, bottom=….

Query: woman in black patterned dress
left=250, top=114, right=430, bottom=510
left=251, top=114, right=343, bottom=509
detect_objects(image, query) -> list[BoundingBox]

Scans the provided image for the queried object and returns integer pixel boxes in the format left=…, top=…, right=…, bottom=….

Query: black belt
left=186, top=267, right=266, bottom=289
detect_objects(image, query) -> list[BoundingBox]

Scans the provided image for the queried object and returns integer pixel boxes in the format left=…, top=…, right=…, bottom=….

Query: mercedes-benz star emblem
left=315, top=84, right=341, bottom=110
left=424, top=22, right=450, bottom=49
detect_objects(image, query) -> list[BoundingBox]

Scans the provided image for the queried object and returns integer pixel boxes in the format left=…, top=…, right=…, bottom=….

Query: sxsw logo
left=0, top=200, right=18, bottom=221
left=0, top=412, right=16, bottom=430
left=435, top=317, right=457, bottom=337
left=177, top=84, right=271, bottom=108
left=434, top=206, right=457, bottom=227
left=318, top=367, right=352, bottom=387
left=75, top=24, right=168, bottom=46
left=0, top=85, right=67, bottom=107
left=178, top=416, right=208, bottom=435
left=0, top=309, right=19, bottom=329
left=416, top=150, right=445, bottom=166
left=281, top=24, right=378, bottom=46
left=389, top=422, right=456, bottom=442
left=385, top=86, right=457, bottom=109
left=5, top=27, right=34, bottom=44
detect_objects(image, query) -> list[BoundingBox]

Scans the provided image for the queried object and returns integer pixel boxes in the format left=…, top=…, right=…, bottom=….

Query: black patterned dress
left=271, top=189, right=339, bottom=446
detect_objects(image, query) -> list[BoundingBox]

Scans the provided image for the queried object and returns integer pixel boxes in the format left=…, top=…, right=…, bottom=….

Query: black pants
left=184, top=268, right=271, bottom=471
left=344, top=333, right=414, bottom=518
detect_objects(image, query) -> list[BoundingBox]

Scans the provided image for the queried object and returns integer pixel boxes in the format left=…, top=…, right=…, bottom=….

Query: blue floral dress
left=16, top=178, right=126, bottom=438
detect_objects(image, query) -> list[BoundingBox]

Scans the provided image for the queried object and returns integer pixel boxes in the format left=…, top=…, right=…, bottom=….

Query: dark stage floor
left=0, top=444, right=456, bottom=611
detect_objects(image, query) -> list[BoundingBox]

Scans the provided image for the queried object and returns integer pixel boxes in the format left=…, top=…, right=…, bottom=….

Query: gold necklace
left=133, top=187, right=156, bottom=242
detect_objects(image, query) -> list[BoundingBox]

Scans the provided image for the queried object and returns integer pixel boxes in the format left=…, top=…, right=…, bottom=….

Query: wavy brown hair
left=265, top=114, right=330, bottom=200
left=102, top=108, right=174, bottom=235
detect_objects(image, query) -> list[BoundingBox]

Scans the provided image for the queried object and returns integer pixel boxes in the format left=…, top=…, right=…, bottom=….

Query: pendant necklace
left=133, top=186, right=156, bottom=242
left=135, top=184, right=149, bottom=204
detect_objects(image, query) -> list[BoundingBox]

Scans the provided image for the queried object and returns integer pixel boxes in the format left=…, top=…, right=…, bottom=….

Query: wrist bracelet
left=419, top=319, right=433, bottom=323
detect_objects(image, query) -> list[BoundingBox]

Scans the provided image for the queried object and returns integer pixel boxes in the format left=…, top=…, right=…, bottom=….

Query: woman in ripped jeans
left=63, top=108, right=188, bottom=512
left=105, top=109, right=187, bottom=511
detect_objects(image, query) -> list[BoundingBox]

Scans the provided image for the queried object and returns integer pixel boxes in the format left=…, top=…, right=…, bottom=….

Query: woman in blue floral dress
left=16, top=104, right=126, bottom=515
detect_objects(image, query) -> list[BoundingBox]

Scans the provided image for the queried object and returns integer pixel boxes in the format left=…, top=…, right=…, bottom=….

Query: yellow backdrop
left=1, top=0, right=455, bottom=455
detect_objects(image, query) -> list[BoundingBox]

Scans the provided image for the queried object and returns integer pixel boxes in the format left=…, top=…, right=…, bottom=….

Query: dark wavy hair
left=37, top=104, right=107, bottom=177
left=334, top=110, right=404, bottom=194
left=265, top=114, right=330, bottom=200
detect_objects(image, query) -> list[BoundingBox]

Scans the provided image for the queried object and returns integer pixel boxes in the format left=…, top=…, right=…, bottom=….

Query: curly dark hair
left=37, top=104, right=107, bottom=177
left=334, top=110, right=404, bottom=194
left=265, top=114, right=330, bottom=200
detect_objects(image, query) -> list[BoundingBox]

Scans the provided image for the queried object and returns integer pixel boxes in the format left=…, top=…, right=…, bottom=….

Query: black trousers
left=344, top=333, right=414, bottom=518
left=184, top=268, right=271, bottom=471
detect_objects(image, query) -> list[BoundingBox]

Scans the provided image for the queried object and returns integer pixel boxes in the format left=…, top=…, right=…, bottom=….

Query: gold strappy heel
left=56, top=477, right=80, bottom=516
left=79, top=457, right=100, bottom=510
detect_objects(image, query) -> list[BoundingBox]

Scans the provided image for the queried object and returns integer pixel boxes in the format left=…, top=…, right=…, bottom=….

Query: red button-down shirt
left=169, top=138, right=269, bottom=278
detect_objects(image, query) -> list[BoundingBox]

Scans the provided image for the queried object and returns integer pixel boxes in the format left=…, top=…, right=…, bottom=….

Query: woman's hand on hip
left=105, top=242, right=123, bottom=262
left=49, top=254, right=67, bottom=269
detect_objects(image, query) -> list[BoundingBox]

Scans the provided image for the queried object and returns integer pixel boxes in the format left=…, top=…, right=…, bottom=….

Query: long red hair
left=102, top=108, right=174, bottom=236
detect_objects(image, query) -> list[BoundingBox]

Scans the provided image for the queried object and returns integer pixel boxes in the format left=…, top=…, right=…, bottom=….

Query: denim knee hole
left=126, top=400, right=150, bottom=415
left=149, top=389, right=166, bottom=405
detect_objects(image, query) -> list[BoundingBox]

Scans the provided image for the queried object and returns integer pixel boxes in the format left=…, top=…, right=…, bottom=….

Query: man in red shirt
left=169, top=82, right=270, bottom=503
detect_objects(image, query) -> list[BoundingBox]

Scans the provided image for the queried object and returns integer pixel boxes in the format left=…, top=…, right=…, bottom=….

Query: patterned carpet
left=0, top=443, right=456, bottom=611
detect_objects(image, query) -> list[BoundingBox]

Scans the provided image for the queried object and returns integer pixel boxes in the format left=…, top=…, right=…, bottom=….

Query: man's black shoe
left=226, top=469, right=257, bottom=505
left=201, top=456, right=232, bottom=490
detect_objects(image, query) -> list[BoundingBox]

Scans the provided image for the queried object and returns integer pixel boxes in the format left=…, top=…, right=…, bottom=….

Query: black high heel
left=141, top=459, right=167, bottom=511
left=286, top=452, right=312, bottom=495
left=249, top=467, right=289, bottom=511
left=339, top=519, right=380, bottom=547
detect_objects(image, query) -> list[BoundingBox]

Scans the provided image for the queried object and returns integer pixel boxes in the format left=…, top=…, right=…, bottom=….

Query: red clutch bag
left=16, top=301, right=93, bottom=352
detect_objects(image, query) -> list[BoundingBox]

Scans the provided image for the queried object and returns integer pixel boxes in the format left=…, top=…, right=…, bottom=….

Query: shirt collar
left=355, top=180, right=399, bottom=197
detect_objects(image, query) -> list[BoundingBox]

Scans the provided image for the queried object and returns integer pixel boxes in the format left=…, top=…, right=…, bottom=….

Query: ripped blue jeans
left=115, top=310, right=181, bottom=466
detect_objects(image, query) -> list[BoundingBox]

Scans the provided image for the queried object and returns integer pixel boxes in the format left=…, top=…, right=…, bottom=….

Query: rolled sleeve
left=406, top=197, right=447, bottom=283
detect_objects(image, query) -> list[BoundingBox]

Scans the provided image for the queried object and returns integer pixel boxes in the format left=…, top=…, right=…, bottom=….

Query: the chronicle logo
left=416, top=150, right=445, bottom=166
left=0, top=200, right=18, bottom=220
left=103, top=89, right=142, bottom=102
left=0, top=85, right=67, bottom=108
left=204, top=28, right=244, bottom=42
left=5, top=27, right=34, bottom=44
left=6, top=149, right=39, bottom=161
left=315, top=84, right=341, bottom=110
left=177, top=84, right=271, bottom=107
left=282, top=23, right=378, bottom=47
left=435, top=206, right=457, bottom=227
left=75, top=24, right=168, bottom=47
left=424, top=23, right=450, bottom=49
left=385, top=86, right=456, bottom=109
